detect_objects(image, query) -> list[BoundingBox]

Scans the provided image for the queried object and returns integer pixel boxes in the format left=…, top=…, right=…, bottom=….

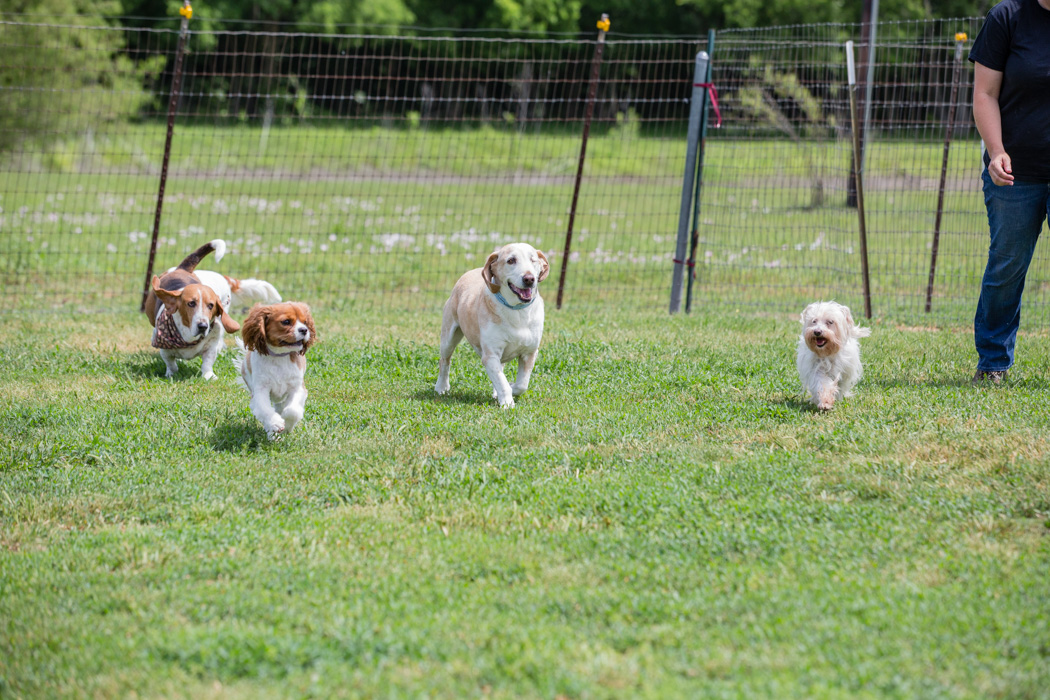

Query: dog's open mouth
left=280, top=340, right=303, bottom=347
left=814, top=338, right=828, bottom=348
left=508, top=281, right=534, bottom=302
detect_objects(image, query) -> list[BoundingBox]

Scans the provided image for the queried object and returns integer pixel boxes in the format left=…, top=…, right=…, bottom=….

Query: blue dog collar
left=493, top=290, right=535, bottom=309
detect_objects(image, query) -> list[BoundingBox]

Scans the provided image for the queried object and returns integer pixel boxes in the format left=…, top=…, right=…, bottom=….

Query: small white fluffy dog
left=435, top=242, right=550, bottom=408
left=234, top=302, right=316, bottom=440
left=797, top=301, right=871, bottom=410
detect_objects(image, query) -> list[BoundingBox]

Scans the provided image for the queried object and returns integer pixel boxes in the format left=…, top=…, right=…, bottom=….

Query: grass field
left=2, top=307, right=1049, bottom=698
left=6, top=123, right=1041, bottom=324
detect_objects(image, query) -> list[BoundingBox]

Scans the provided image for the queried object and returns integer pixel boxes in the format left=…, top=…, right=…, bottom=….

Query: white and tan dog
left=797, top=301, right=871, bottom=410
left=144, top=239, right=281, bottom=379
left=234, top=302, right=316, bottom=440
left=435, top=243, right=550, bottom=408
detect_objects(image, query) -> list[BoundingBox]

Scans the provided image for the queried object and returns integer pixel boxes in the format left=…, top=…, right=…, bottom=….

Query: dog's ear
left=840, top=303, right=871, bottom=339
left=841, top=303, right=855, bottom=329
left=800, top=303, right=815, bottom=325
left=482, top=251, right=501, bottom=293
left=152, top=275, right=182, bottom=300
left=536, top=250, right=550, bottom=283
left=242, top=304, right=269, bottom=355
left=296, top=303, right=317, bottom=354
left=217, top=299, right=240, bottom=334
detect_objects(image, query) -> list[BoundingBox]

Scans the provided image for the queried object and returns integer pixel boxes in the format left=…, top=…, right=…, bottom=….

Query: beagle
left=435, top=242, right=550, bottom=408
left=143, top=239, right=280, bottom=379
left=234, top=302, right=317, bottom=440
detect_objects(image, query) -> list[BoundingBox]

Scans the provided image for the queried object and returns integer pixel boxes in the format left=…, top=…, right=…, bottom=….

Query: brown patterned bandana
left=152, top=309, right=206, bottom=350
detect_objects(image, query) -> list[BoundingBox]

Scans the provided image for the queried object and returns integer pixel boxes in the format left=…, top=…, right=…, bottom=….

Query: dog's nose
left=196, top=321, right=210, bottom=334
left=297, top=326, right=308, bottom=337
left=813, top=329, right=823, bottom=337
left=521, top=274, right=535, bottom=288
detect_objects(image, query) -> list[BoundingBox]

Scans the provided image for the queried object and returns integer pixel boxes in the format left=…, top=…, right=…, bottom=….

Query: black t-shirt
left=968, top=0, right=1050, bottom=182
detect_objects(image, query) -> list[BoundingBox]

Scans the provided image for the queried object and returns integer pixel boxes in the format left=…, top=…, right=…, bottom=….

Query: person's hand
left=988, top=151, right=1014, bottom=186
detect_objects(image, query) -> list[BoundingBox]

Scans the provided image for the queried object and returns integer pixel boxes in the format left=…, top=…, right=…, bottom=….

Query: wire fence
left=2, top=15, right=1046, bottom=325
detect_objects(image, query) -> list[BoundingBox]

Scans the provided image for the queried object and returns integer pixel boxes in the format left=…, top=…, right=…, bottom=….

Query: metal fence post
left=685, top=29, right=716, bottom=314
left=669, top=51, right=710, bottom=314
left=925, top=32, right=967, bottom=314
left=555, top=14, right=610, bottom=310
left=846, top=41, right=873, bottom=319
left=140, top=0, right=193, bottom=311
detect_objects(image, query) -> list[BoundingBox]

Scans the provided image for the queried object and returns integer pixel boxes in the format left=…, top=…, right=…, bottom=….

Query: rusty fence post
left=556, top=14, right=610, bottom=310
left=140, top=0, right=193, bottom=311
left=925, top=33, right=967, bottom=314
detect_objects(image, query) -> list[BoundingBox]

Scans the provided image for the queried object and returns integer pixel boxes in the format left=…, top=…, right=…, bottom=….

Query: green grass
left=7, top=122, right=1042, bottom=324
left=2, top=308, right=1049, bottom=698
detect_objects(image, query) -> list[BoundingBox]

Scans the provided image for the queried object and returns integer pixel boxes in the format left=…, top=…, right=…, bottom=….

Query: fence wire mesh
left=1, top=16, right=1047, bottom=326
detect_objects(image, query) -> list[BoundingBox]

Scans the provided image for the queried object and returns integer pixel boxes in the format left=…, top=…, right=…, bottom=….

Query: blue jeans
left=974, top=169, right=1050, bottom=371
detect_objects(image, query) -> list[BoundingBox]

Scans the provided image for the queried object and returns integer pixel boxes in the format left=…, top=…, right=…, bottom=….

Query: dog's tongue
left=513, top=284, right=533, bottom=301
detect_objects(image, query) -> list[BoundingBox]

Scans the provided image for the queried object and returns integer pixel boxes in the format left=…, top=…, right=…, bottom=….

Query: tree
left=675, top=0, right=990, bottom=30
left=0, top=0, right=160, bottom=153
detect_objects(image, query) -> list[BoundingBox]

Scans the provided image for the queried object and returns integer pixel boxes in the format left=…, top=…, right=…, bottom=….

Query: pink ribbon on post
left=693, top=82, right=722, bottom=128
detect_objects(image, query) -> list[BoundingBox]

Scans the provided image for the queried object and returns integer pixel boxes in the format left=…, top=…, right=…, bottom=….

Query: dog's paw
left=497, top=396, right=516, bottom=409
left=435, top=380, right=450, bottom=395
left=817, top=400, right=834, bottom=411
left=201, top=371, right=217, bottom=381
left=265, top=416, right=286, bottom=440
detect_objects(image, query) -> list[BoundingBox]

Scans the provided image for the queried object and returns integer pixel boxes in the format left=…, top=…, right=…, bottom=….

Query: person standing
left=968, top=0, right=1050, bottom=384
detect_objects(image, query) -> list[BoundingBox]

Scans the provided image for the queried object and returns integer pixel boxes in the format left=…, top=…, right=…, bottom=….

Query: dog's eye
left=282, top=319, right=292, bottom=326
left=187, top=301, right=196, bottom=308
left=507, top=257, right=517, bottom=265
left=827, top=320, right=834, bottom=325
left=208, top=303, right=214, bottom=310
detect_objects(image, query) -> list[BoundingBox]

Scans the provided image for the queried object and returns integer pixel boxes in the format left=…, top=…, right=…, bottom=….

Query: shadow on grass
left=412, top=388, right=494, bottom=407
left=125, top=354, right=205, bottom=382
left=777, top=395, right=821, bottom=412
left=211, top=419, right=269, bottom=453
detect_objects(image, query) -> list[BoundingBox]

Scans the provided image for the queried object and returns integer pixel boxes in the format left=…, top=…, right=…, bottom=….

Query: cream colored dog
left=435, top=243, right=550, bottom=408
left=796, top=301, right=871, bottom=410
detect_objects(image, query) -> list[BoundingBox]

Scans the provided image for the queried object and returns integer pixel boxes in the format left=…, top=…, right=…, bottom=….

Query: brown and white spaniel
left=234, top=302, right=317, bottom=440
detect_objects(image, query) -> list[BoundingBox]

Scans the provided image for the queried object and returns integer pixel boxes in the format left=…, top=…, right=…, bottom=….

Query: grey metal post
left=860, top=0, right=879, bottom=176
left=846, top=41, right=873, bottom=319
left=685, top=30, right=716, bottom=314
left=669, top=51, right=710, bottom=314
left=140, top=0, right=193, bottom=311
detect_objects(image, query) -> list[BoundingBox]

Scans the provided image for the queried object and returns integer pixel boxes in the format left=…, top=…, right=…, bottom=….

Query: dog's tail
left=232, top=337, right=250, bottom=393
left=176, top=239, right=226, bottom=273
left=226, top=277, right=282, bottom=314
left=854, top=326, right=872, bottom=339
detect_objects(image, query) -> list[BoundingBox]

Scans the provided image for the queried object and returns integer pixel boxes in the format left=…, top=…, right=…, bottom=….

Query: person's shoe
left=972, top=369, right=1008, bottom=385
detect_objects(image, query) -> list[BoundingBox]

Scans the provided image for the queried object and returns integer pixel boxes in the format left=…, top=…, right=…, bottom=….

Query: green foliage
left=0, top=0, right=161, bottom=153
left=294, top=0, right=416, bottom=32
left=116, top=0, right=993, bottom=33
left=487, top=0, right=581, bottom=32
left=676, top=0, right=987, bottom=29
left=734, top=61, right=834, bottom=207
